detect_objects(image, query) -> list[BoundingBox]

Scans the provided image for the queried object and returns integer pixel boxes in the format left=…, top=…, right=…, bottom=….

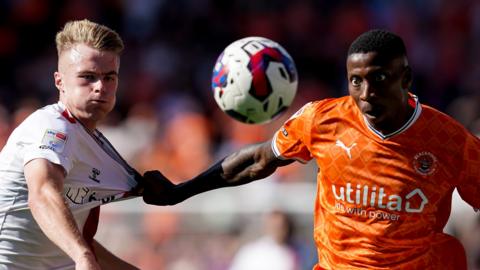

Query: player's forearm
left=222, top=142, right=279, bottom=183
left=28, top=185, right=95, bottom=263
left=143, top=150, right=259, bottom=205
left=169, top=157, right=228, bottom=203
left=143, top=142, right=288, bottom=206
left=173, top=143, right=277, bottom=201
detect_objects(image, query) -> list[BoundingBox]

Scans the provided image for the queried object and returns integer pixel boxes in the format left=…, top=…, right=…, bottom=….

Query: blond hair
left=55, top=19, right=124, bottom=56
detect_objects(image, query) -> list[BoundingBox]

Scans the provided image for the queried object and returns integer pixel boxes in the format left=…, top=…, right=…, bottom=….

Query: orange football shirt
left=272, top=95, right=480, bottom=269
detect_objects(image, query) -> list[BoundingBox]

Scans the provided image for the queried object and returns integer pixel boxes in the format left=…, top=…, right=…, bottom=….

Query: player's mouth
left=362, top=104, right=384, bottom=119
left=89, top=99, right=107, bottom=104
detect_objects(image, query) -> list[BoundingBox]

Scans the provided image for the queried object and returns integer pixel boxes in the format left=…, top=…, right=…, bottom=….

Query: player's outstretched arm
left=143, top=141, right=293, bottom=206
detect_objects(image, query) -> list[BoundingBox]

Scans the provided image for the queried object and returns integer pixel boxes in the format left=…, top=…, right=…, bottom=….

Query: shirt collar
left=364, top=94, right=422, bottom=140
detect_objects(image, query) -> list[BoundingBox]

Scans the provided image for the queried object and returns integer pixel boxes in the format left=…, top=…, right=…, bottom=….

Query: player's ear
left=54, top=71, right=65, bottom=93
left=402, top=66, right=412, bottom=91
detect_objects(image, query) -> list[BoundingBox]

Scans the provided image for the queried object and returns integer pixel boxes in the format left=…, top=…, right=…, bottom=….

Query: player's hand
left=142, top=170, right=179, bottom=205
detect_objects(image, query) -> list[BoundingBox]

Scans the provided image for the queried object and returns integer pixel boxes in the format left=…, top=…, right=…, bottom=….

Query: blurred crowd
left=2, top=0, right=480, bottom=269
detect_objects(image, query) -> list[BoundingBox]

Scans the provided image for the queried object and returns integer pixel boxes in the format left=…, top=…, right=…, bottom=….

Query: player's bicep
left=264, top=142, right=294, bottom=167
left=221, top=142, right=285, bottom=183
left=271, top=102, right=315, bottom=163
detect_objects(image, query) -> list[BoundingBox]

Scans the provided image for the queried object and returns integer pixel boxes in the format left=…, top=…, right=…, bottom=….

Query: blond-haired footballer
left=0, top=19, right=144, bottom=269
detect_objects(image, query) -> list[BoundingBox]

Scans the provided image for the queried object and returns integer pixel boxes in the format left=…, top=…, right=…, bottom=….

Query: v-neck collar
left=57, top=101, right=136, bottom=175
left=363, top=94, right=422, bottom=140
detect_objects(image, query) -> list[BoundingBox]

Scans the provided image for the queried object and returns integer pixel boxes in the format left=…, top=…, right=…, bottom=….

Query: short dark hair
left=348, top=29, right=406, bottom=59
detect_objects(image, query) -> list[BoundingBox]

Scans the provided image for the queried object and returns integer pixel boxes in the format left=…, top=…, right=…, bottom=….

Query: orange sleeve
left=457, top=131, right=480, bottom=209
left=271, top=102, right=316, bottom=163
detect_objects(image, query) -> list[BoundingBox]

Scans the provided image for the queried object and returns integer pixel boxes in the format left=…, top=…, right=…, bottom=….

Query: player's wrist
left=75, top=251, right=100, bottom=270
left=72, top=245, right=96, bottom=263
left=142, top=159, right=226, bottom=206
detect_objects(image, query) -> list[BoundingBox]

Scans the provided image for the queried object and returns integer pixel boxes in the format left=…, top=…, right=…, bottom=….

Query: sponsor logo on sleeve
left=41, top=129, right=68, bottom=153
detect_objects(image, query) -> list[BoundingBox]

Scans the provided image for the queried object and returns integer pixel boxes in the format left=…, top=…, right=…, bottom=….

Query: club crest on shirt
left=41, top=129, right=67, bottom=153
left=413, top=151, right=437, bottom=176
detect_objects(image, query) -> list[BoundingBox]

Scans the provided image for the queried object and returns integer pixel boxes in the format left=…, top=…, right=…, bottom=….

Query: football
left=211, top=37, right=298, bottom=124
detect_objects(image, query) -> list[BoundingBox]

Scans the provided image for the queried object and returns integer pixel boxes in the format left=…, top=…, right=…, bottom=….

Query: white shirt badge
left=41, top=129, right=68, bottom=153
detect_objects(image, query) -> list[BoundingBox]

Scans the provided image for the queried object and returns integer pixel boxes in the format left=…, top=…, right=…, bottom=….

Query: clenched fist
left=142, top=170, right=181, bottom=205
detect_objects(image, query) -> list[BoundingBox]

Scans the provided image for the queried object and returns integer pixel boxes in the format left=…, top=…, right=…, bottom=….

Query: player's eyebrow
left=103, top=71, right=118, bottom=76
left=77, top=70, right=118, bottom=76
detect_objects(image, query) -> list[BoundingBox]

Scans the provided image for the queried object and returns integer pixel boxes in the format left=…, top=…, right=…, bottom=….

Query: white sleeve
left=20, top=111, right=75, bottom=173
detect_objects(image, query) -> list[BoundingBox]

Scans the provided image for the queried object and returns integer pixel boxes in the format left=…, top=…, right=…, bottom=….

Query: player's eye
left=79, top=74, right=97, bottom=81
left=374, top=73, right=387, bottom=82
left=350, top=76, right=362, bottom=87
left=104, top=75, right=116, bottom=82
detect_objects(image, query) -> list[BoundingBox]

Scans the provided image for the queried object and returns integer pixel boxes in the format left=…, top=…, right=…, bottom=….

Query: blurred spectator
left=100, top=102, right=158, bottom=161
left=12, top=98, right=41, bottom=128
left=446, top=95, right=480, bottom=128
left=229, top=210, right=300, bottom=270
left=136, top=110, right=213, bottom=182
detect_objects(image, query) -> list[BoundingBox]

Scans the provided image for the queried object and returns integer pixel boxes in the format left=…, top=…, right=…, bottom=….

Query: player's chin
left=88, top=101, right=114, bottom=113
left=86, top=106, right=112, bottom=121
left=363, top=111, right=387, bottom=126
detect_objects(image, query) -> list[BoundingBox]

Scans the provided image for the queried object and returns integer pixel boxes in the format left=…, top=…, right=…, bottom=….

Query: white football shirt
left=0, top=102, right=139, bottom=269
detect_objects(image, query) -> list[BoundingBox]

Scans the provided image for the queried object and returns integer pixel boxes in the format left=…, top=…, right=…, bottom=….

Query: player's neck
left=60, top=101, right=97, bottom=132
left=77, top=119, right=97, bottom=133
left=372, top=101, right=415, bottom=135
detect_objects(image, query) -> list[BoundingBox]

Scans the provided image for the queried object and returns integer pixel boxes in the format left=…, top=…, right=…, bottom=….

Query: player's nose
left=359, top=82, right=376, bottom=101
left=93, top=79, right=106, bottom=93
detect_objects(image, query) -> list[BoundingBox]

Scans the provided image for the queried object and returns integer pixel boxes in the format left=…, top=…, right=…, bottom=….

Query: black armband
left=172, top=158, right=226, bottom=202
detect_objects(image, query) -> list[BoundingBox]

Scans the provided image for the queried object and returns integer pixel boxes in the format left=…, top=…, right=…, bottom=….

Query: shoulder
left=289, top=96, right=352, bottom=122
left=315, top=96, right=352, bottom=107
left=311, top=96, right=353, bottom=114
left=292, top=96, right=350, bottom=115
left=11, top=104, right=81, bottom=169
left=14, top=103, right=79, bottom=147
left=420, top=104, right=468, bottom=131
left=23, top=103, right=77, bottom=132
left=418, top=103, right=477, bottom=148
